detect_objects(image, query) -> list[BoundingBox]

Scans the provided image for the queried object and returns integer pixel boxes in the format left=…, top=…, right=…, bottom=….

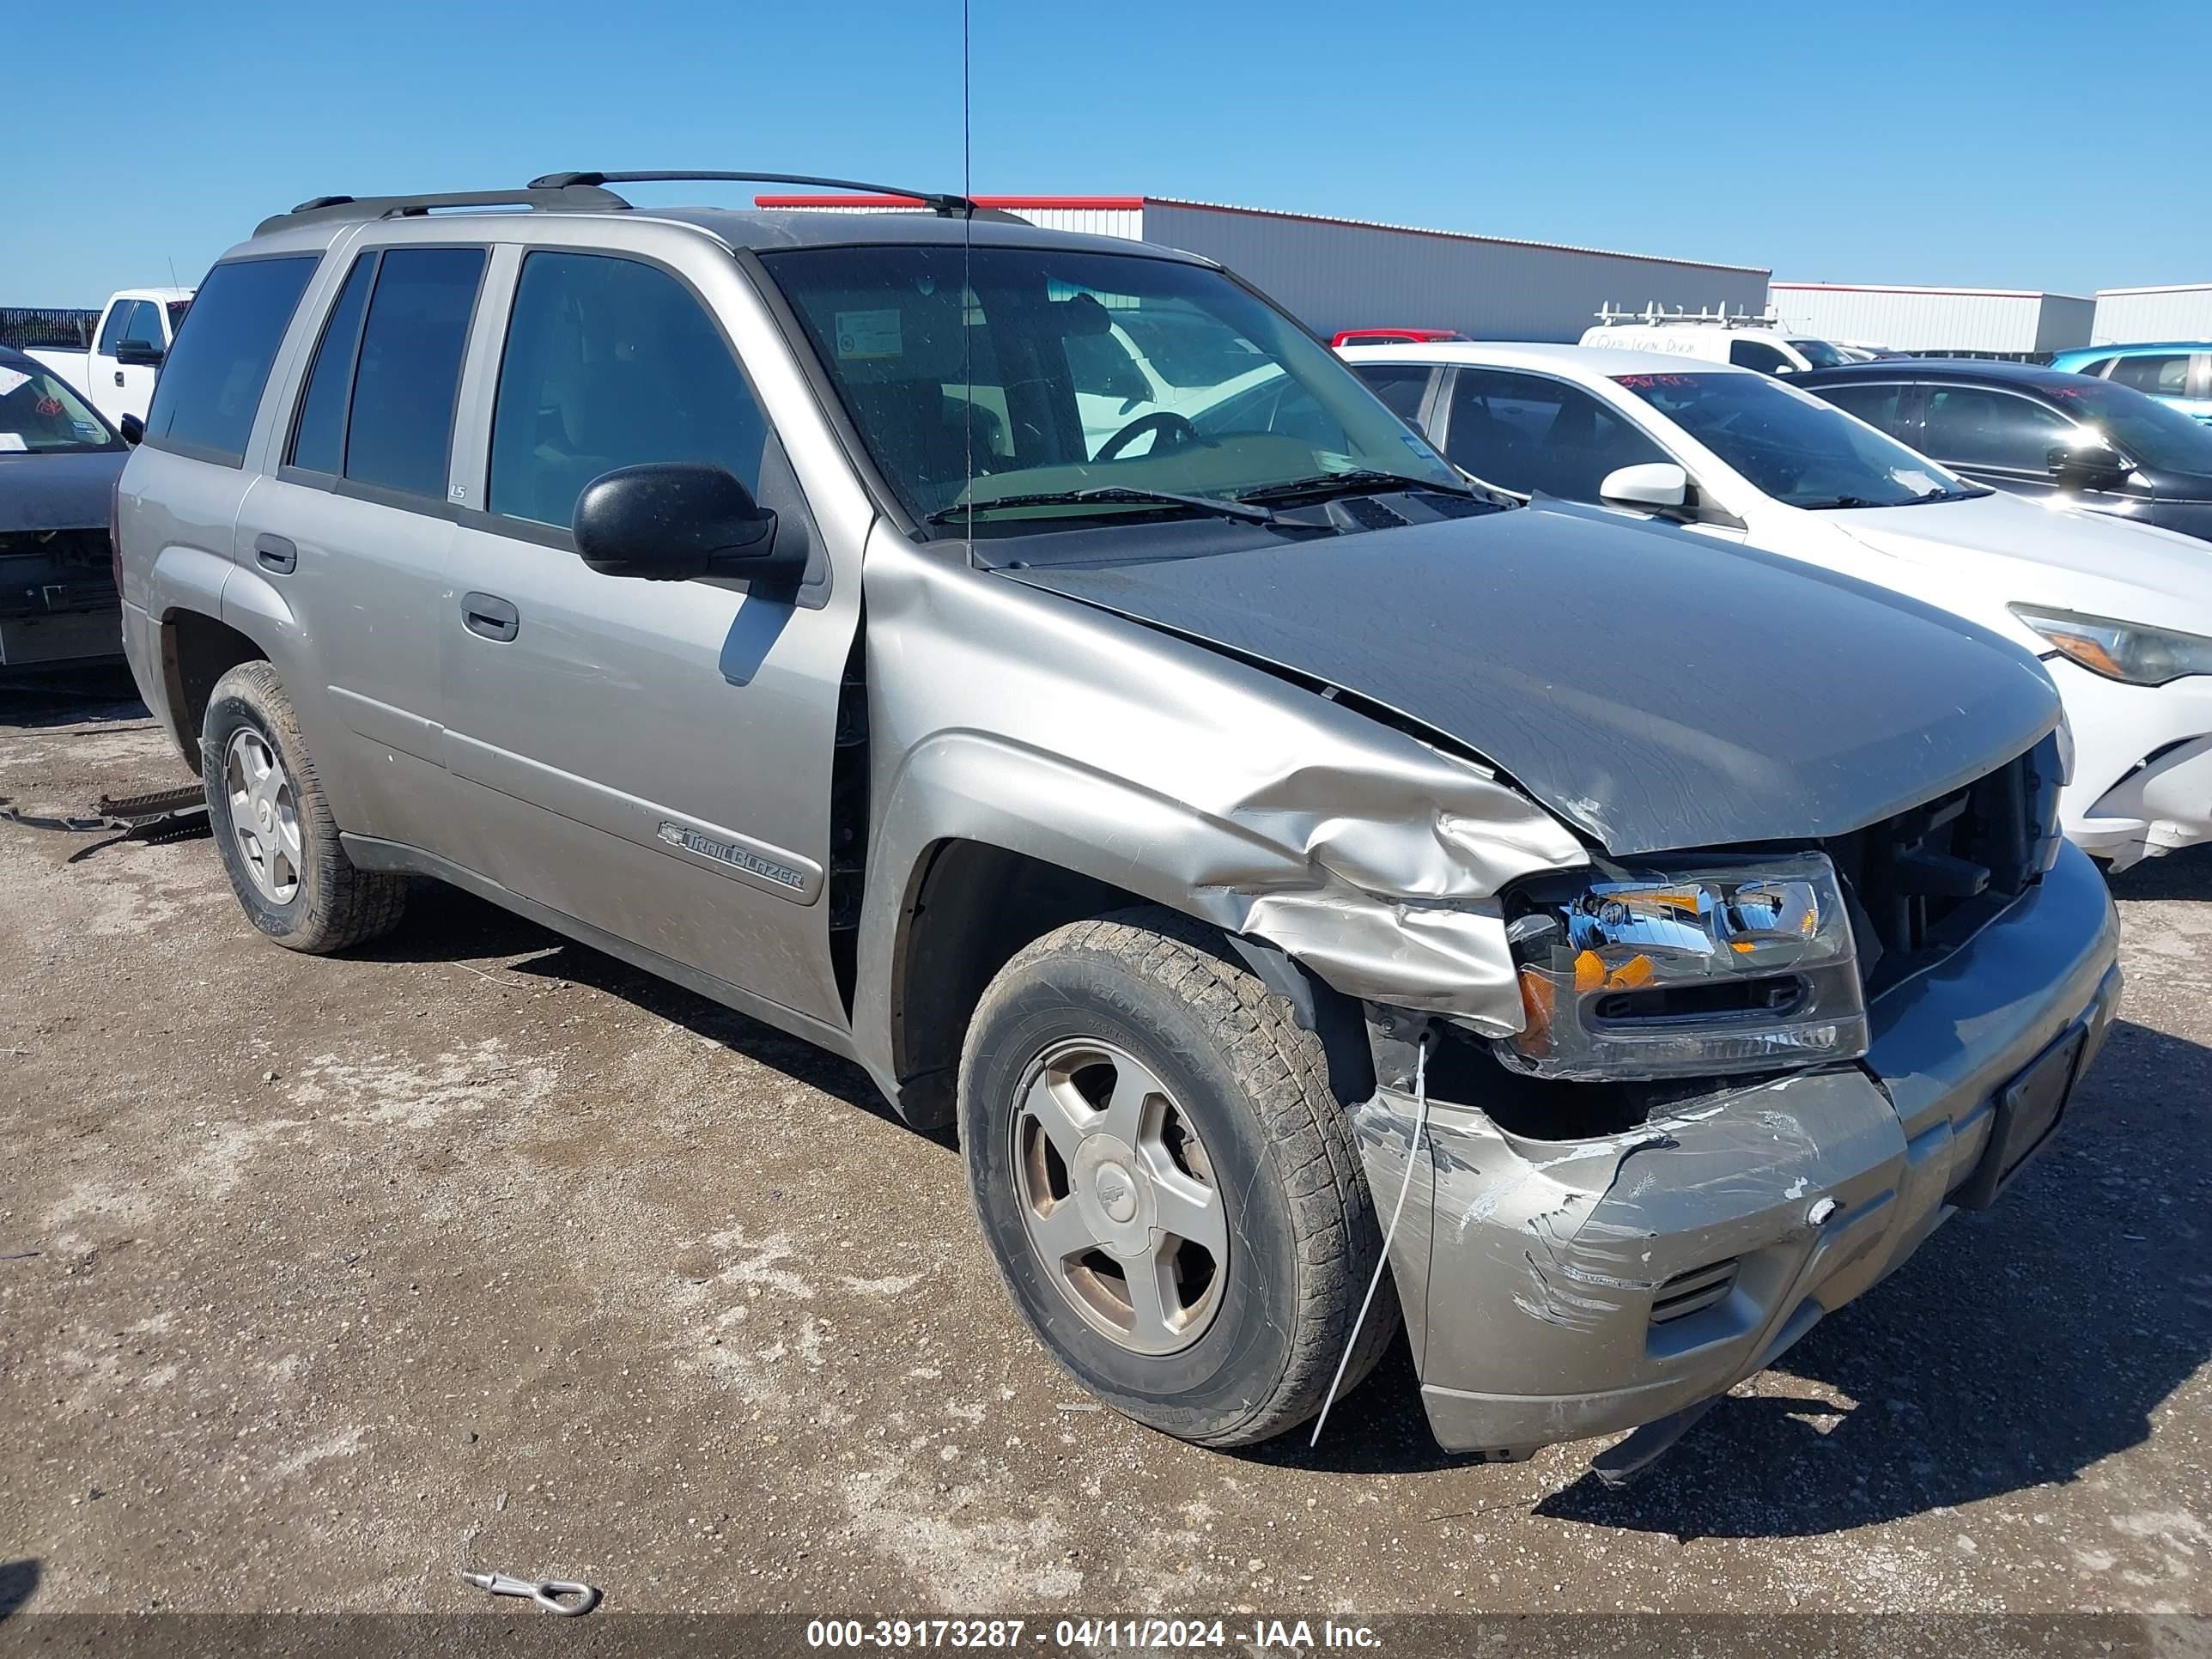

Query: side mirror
left=1600, top=461, right=1691, bottom=513
left=2048, top=440, right=2130, bottom=489
left=118, top=413, right=144, bottom=446
left=574, top=463, right=791, bottom=583
left=114, top=340, right=166, bottom=368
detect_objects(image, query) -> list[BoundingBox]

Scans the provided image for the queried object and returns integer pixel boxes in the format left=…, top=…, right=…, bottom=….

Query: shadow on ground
left=364, top=880, right=910, bottom=1130
left=2106, top=848, right=2212, bottom=902
left=0, top=1559, right=40, bottom=1620
left=0, top=669, right=145, bottom=728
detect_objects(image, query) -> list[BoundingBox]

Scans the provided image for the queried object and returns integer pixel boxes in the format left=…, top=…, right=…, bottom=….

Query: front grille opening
left=1593, top=975, right=1806, bottom=1025
left=1650, top=1257, right=1740, bottom=1325
left=1823, top=735, right=2059, bottom=997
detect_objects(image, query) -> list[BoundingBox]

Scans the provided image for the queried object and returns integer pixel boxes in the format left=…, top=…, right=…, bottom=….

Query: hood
left=999, top=502, right=2058, bottom=857
left=1829, top=489, right=2212, bottom=629
left=0, top=449, right=126, bottom=534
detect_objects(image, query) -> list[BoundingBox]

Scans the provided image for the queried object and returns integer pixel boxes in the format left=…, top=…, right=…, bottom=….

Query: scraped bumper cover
left=1355, top=842, right=2120, bottom=1457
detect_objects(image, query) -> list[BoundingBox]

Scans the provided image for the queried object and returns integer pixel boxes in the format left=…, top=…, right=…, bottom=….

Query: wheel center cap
left=1069, top=1133, right=1154, bottom=1257
left=1096, top=1162, right=1139, bottom=1224
left=256, top=802, right=272, bottom=829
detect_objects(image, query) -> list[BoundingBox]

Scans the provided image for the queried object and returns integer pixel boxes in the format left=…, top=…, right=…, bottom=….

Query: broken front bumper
left=1354, top=840, right=2121, bottom=1458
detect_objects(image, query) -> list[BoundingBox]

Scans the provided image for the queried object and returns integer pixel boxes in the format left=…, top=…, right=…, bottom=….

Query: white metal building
left=2092, top=284, right=2212, bottom=345
left=753, top=193, right=1771, bottom=343
left=1767, top=282, right=2094, bottom=356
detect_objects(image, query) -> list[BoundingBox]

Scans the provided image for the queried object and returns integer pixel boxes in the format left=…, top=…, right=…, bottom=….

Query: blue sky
left=10, top=0, right=2209, bottom=305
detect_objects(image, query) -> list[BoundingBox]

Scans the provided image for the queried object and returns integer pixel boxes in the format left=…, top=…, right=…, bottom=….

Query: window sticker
left=0, top=367, right=29, bottom=398
left=0, top=434, right=27, bottom=452
left=1893, top=469, right=1940, bottom=494
left=835, top=309, right=902, bottom=360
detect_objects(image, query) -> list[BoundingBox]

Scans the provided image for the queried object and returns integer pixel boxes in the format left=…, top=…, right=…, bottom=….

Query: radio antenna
left=961, top=0, right=975, bottom=547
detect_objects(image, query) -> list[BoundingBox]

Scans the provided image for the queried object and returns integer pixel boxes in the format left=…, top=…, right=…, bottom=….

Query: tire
left=959, top=908, right=1397, bottom=1447
left=201, top=660, right=406, bottom=953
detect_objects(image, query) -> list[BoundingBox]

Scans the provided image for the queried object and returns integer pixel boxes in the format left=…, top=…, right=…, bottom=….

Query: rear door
left=1804, top=379, right=1924, bottom=451
left=231, top=240, right=488, bottom=854
left=436, top=235, right=861, bottom=1027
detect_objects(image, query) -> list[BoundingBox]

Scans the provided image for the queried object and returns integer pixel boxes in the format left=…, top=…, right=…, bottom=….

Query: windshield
left=761, top=244, right=1462, bottom=531
left=1613, top=370, right=1975, bottom=508
left=0, top=358, right=121, bottom=454
left=2040, top=375, right=2212, bottom=474
left=1788, top=337, right=1850, bottom=369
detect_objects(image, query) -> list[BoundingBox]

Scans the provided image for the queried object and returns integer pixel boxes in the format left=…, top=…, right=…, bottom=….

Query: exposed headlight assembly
left=2011, top=605, right=2212, bottom=688
left=1498, top=853, right=1868, bottom=1081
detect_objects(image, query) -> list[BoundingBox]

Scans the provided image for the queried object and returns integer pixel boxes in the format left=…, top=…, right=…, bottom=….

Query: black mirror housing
left=574, top=463, right=793, bottom=583
left=2048, top=441, right=2130, bottom=489
left=114, top=340, right=166, bottom=368
left=118, top=413, right=144, bottom=446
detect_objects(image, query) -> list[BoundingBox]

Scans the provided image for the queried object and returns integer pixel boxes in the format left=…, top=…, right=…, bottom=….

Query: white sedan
left=1340, top=340, right=2212, bottom=872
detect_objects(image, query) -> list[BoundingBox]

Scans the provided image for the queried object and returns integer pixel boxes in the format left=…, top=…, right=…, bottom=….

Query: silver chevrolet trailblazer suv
left=113, top=172, right=2121, bottom=1470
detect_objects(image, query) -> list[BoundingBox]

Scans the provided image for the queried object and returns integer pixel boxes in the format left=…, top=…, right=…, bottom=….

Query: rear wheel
left=959, top=908, right=1395, bottom=1447
left=202, top=661, right=406, bottom=953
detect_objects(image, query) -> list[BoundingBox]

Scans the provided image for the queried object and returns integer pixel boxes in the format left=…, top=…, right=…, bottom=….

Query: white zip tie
left=1310, top=1031, right=1429, bottom=1449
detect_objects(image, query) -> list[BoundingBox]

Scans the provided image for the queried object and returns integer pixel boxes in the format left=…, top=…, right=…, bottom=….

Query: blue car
left=2050, top=342, right=2212, bottom=424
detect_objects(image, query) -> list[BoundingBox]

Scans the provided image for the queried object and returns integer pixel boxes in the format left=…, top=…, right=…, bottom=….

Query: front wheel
left=959, top=909, right=1395, bottom=1447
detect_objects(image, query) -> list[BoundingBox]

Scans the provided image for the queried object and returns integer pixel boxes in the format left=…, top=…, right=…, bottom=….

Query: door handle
left=115, top=370, right=126, bottom=386
left=461, top=592, right=520, bottom=642
left=254, top=533, right=297, bottom=574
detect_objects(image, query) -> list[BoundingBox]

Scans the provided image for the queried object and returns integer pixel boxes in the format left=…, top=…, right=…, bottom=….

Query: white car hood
left=1827, top=489, right=2212, bottom=629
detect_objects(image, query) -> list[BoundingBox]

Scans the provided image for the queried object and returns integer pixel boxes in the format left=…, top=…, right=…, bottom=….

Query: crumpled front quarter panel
left=849, top=531, right=1593, bottom=1089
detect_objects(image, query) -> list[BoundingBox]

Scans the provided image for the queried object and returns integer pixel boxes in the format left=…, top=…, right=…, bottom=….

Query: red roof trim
left=752, top=193, right=1144, bottom=210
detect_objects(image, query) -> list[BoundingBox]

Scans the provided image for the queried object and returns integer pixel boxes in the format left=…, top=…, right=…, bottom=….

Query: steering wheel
left=1095, top=410, right=1201, bottom=462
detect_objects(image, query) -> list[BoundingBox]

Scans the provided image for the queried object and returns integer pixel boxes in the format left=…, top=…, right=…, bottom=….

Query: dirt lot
left=3, top=684, right=2209, bottom=1622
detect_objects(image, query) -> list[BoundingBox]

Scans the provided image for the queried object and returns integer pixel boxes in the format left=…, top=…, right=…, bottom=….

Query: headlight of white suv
left=1495, top=853, right=1868, bottom=1082
left=2010, top=605, right=2212, bottom=687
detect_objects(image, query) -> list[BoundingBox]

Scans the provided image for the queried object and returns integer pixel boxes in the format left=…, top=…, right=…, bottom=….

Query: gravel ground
left=2, top=685, right=2207, bottom=1623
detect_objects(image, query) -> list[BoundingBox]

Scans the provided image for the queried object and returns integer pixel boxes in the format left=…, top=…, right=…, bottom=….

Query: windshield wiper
left=1235, top=468, right=1480, bottom=505
left=924, top=485, right=1280, bottom=526
left=1797, top=495, right=1885, bottom=510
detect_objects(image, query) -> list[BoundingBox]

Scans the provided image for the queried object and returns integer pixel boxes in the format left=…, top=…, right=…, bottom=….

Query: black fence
left=1, top=307, right=99, bottom=351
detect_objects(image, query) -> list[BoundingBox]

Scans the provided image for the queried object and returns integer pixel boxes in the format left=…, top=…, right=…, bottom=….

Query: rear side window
left=286, top=254, right=376, bottom=476
left=143, top=255, right=319, bottom=466
left=1352, top=363, right=1433, bottom=421
left=1817, top=381, right=1911, bottom=436
left=2109, top=353, right=2190, bottom=397
left=343, top=247, right=486, bottom=501
left=2074, top=357, right=2115, bottom=380
left=488, top=252, right=769, bottom=531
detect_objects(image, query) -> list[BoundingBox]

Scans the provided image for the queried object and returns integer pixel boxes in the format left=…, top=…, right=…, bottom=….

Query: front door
left=1917, top=382, right=2147, bottom=518
left=439, top=245, right=860, bottom=1028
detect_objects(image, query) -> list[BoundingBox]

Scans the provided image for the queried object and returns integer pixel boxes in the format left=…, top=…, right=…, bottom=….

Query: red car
left=1330, top=327, right=1468, bottom=348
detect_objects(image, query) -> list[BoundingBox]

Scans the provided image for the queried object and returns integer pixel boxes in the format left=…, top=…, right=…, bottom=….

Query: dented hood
left=999, top=502, right=2059, bottom=856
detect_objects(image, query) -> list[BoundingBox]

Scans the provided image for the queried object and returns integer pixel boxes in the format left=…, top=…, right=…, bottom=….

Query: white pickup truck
left=27, top=286, right=194, bottom=428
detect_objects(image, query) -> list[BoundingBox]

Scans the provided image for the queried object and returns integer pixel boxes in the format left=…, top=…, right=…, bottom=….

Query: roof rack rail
left=1592, top=301, right=1784, bottom=331
left=254, top=183, right=632, bottom=238
left=529, top=170, right=984, bottom=219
